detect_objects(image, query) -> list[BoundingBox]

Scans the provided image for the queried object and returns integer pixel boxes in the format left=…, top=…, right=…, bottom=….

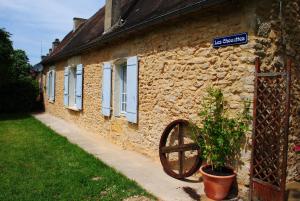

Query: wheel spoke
left=178, top=123, right=184, bottom=146
left=178, top=123, right=184, bottom=176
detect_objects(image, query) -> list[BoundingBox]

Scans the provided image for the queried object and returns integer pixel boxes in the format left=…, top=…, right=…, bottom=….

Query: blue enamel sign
left=213, top=32, right=248, bottom=48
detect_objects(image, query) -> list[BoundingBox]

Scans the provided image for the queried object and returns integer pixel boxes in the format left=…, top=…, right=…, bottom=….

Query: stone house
left=40, top=0, right=299, bottom=198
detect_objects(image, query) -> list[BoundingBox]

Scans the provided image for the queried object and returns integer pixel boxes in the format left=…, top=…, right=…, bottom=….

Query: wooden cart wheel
left=159, top=119, right=202, bottom=179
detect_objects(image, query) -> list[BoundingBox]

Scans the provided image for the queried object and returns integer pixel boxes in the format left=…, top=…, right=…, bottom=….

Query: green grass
left=0, top=114, right=153, bottom=201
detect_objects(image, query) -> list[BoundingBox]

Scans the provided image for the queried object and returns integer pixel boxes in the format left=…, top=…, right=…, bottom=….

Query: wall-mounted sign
left=213, top=32, right=248, bottom=48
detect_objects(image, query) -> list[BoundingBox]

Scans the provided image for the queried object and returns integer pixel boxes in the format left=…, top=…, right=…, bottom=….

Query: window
left=68, top=66, right=77, bottom=107
left=120, top=64, right=127, bottom=113
left=64, top=64, right=83, bottom=110
left=47, top=68, right=55, bottom=102
left=48, top=71, right=53, bottom=97
left=102, top=56, right=138, bottom=123
left=112, top=61, right=127, bottom=116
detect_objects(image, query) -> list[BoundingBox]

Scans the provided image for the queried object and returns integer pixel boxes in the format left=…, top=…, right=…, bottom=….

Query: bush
left=0, top=78, right=39, bottom=113
left=189, top=87, right=251, bottom=171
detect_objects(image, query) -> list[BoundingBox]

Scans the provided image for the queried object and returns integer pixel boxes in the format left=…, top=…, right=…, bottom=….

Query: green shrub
left=189, top=87, right=251, bottom=171
left=0, top=78, right=39, bottom=113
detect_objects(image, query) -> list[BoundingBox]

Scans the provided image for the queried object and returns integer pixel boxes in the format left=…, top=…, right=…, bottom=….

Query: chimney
left=73, top=17, right=86, bottom=32
left=52, top=39, right=60, bottom=50
left=49, top=48, right=52, bottom=54
left=104, top=0, right=121, bottom=32
left=41, top=55, right=46, bottom=60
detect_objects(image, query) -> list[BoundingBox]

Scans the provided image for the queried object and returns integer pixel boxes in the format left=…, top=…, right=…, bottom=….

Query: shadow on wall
left=32, top=92, right=45, bottom=113
left=285, top=182, right=300, bottom=201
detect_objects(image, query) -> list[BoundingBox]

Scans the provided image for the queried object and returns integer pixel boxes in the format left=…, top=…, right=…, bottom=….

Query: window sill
left=120, top=112, right=126, bottom=117
left=114, top=113, right=126, bottom=118
left=112, top=115, right=127, bottom=121
left=65, top=106, right=80, bottom=111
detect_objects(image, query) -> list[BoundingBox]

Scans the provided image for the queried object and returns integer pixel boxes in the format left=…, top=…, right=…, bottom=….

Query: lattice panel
left=253, top=75, right=287, bottom=187
left=250, top=58, right=291, bottom=201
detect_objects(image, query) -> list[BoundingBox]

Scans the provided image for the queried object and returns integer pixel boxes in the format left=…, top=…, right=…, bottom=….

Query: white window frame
left=48, top=71, right=53, bottom=98
left=120, top=63, right=127, bottom=114
left=67, top=65, right=77, bottom=109
left=47, top=67, right=55, bottom=103
left=113, top=60, right=127, bottom=117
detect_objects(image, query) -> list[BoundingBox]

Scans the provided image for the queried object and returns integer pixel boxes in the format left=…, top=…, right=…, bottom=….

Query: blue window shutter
left=50, top=70, right=55, bottom=101
left=75, top=64, right=83, bottom=110
left=102, top=62, right=112, bottom=116
left=126, top=56, right=138, bottom=123
left=64, top=67, right=69, bottom=107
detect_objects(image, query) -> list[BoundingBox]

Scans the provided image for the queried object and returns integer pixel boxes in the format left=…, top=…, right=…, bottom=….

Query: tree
left=0, top=28, right=14, bottom=86
left=0, top=28, right=32, bottom=84
left=11, top=49, right=31, bottom=80
left=0, top=28, right=39, bottom=113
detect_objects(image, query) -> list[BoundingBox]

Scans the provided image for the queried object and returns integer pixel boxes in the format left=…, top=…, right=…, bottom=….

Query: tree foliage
left=189, top=88, right=251, bottom=171
left=0, top=28, right=14, bottom=85
left=12, top=49, right=31, bottom=80
left=0, top=28, right=39, bottom=113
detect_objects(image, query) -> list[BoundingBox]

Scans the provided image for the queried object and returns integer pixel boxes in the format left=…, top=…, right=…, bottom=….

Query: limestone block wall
left=284, top=0, right=300, bottom=182
left=45, top=6, right=254, bottom=153
left=254, top=0, right=300, bottom=182
left=43, top=5, right=257, bottom=197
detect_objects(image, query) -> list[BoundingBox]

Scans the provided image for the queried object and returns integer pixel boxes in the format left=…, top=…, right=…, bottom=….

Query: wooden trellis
left=250, top=58, right=291, bottom=201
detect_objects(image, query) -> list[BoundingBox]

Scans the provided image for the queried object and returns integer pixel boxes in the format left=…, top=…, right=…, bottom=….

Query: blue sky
left=0, top=0, right=105, bottom=65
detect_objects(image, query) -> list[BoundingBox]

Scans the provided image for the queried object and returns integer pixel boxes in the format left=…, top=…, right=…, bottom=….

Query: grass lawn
left=0, top=114, right=154, bottom=201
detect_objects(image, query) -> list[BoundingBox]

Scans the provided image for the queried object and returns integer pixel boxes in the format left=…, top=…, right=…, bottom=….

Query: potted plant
left=189, top=88, right=250, bottom=200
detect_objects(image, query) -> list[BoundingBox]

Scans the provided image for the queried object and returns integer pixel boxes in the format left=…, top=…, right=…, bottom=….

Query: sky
left=0, top=0, right=105, bottom=65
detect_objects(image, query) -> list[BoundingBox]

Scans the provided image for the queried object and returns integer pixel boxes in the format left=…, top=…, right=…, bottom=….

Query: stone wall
left=42, top=0, right=299, bottom=198
left=254, top=0, right=300, bottom=182
left=44, top=2, right=256, bottom=191
left=284, top=0, right=300, bottom=182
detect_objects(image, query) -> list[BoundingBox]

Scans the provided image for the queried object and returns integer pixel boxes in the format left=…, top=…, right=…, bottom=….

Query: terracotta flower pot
left=200, top=165, right=236, bottom=200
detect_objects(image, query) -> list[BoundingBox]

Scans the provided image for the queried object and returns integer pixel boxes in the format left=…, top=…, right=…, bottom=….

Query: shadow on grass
left=0, top=113, right=31, bottom=121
